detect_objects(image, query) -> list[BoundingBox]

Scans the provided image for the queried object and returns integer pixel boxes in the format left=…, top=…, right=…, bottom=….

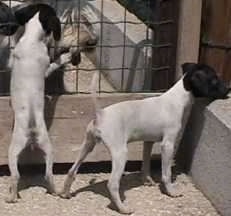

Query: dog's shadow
left=13, top=164, right=52, bottom=194
left=17, top=174, right=49, bottom=193
left=13, top=162, right=182, bottom=207
left=68, top=166, right=181, bottom=210
left=70, top=171, right=161, bottom=210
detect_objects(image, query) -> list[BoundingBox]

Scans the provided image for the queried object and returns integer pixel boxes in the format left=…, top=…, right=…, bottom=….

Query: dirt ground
left=0, top=169, right=220, bottom=216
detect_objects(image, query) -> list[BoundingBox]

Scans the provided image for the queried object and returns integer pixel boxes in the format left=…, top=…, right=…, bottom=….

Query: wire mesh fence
left=0, top=0, right=179, bottom=96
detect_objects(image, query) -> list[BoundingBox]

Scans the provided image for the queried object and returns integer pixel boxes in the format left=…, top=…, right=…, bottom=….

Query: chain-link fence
left=0, top=0, right=179, bottom=95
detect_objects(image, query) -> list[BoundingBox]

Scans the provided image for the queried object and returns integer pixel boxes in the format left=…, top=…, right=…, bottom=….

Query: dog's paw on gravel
left=165, top=183, right=183, bottom=197
left=59, top=191, right=72, bottom=199
left=142, top=175, right=155, bottom=186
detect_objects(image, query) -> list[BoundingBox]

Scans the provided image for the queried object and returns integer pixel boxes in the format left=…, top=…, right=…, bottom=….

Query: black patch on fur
left=182, top=62, right=229, bottom=99
left=0, top=2, right=19, bottom=35
left=14, top=3, right=61, bottom=40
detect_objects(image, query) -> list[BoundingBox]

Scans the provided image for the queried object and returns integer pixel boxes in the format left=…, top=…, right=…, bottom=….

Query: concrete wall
left=179, top=97, right=231, bottom=216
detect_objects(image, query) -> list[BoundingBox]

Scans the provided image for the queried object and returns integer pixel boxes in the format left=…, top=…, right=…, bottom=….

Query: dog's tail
left=90, top=70, right=102, bottom=123
left=90, top=70, right=100, bottom=113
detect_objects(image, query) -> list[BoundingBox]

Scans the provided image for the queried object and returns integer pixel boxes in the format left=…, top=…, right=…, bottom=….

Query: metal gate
left=0, top=0, right=179, bottom=95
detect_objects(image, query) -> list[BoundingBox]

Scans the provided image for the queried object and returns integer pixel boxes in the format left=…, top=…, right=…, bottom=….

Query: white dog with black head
left=60, top=63, right=230, bottom=214
left=7, top=3, right=72, bottom=203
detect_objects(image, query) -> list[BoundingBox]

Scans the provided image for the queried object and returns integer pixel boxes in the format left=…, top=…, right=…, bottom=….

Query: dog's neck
left=22, top=12, right=45, bottom=42
left=165, top=78, right=194, bottom=108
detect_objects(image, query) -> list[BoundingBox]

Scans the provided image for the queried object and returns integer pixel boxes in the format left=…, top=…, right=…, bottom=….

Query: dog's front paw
left=142, top=175, right=155, bottom=186
left=117, top=205, right=134, bottom=215
left=164, top=183, right=182, bottom=197
left=59, top=191, right=72, bottom=199
left=60, top=52, right=72, bottom=65
left=5, top=195, right=18, bottom=203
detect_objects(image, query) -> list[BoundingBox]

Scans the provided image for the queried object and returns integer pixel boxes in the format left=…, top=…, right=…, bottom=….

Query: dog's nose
left=86, top=37, right=98, bottom=48
left=71, top=51, right=81, bottom=66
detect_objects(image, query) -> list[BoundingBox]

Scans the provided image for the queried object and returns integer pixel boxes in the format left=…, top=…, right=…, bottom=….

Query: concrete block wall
left=180, top=97, right=231, bottom=216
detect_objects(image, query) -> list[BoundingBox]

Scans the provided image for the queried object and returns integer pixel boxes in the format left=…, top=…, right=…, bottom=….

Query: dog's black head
left=0, top=2, right=19, bottom=36
left=15, top=3, right=61, bottom=41
left=182, top=63, right=230, bottom=99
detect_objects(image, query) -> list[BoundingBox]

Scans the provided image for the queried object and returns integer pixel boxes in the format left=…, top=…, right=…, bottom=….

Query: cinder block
left=180, top=97, right=231, bottom=216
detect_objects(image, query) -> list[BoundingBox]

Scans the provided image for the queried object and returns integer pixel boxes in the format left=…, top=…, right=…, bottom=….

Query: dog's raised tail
left=90, top=70, right=101, bottom=121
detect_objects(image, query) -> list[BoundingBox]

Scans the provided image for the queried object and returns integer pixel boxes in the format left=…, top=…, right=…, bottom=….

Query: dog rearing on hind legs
left=7, top=3, right=72, bottom=203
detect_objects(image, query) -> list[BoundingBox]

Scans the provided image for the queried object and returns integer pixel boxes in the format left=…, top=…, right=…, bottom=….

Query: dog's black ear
left=14, top=4, right=40, bottom=25
left=15, top=4, right=60, bottom=41
left=47, top=16, right=61, bottom=41
left=38, top=4, right=61, bottom=41
left=182, top=63, right=197, bottom=74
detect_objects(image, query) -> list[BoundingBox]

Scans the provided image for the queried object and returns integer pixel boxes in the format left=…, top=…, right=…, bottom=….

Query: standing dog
left=7, top=3, right=71, bottom=203
left=60, top=63, right=229, bottom=214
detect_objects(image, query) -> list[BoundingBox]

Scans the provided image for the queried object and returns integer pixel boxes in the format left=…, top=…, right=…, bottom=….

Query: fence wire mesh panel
left=0, top=0, right=179, bottom=95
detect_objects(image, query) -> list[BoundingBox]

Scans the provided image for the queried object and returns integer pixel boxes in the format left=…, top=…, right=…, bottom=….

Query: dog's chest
left=13, top=42, right=49, bottom=72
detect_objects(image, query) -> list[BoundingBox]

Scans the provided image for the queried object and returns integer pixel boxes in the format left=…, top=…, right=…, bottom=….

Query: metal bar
left=99, top=0, right=104, bottom=93
left=29, top=43, right=172, bottom=50
left=0, top=66, right=170, bottom=74
left=76, top=0, right=81, bottom=93
left=60, top=19, right=174, bottom=26
left=121, top=7, right=127, bottom=90
left=201, top=41, right=231, bottom=51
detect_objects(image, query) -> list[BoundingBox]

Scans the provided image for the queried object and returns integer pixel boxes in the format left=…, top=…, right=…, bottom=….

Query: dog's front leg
left=45, top=52, right=72, bottom=78
left=141, top=141, right=155, bottom=186
left=161, top=137, right=182, bottom=197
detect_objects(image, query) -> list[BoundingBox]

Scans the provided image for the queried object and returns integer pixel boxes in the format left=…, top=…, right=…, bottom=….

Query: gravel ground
left=0, top=171, right=220, bottom=216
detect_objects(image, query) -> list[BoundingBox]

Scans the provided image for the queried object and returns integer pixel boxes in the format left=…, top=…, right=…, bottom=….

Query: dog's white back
left=10, top=13, right=49, bottom=112
left=98, top=79, right=193, bottom=143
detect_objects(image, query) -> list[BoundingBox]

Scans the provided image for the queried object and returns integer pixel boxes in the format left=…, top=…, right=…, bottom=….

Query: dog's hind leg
left=141, top=141, right=155, bottom=186
left=37, top=121, right=55, bottom=195
left=107, top=143, right=133, bottom=214
left=60, top=131, right=96, bottom=199
left=6, top=124, right=27, bottom=203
